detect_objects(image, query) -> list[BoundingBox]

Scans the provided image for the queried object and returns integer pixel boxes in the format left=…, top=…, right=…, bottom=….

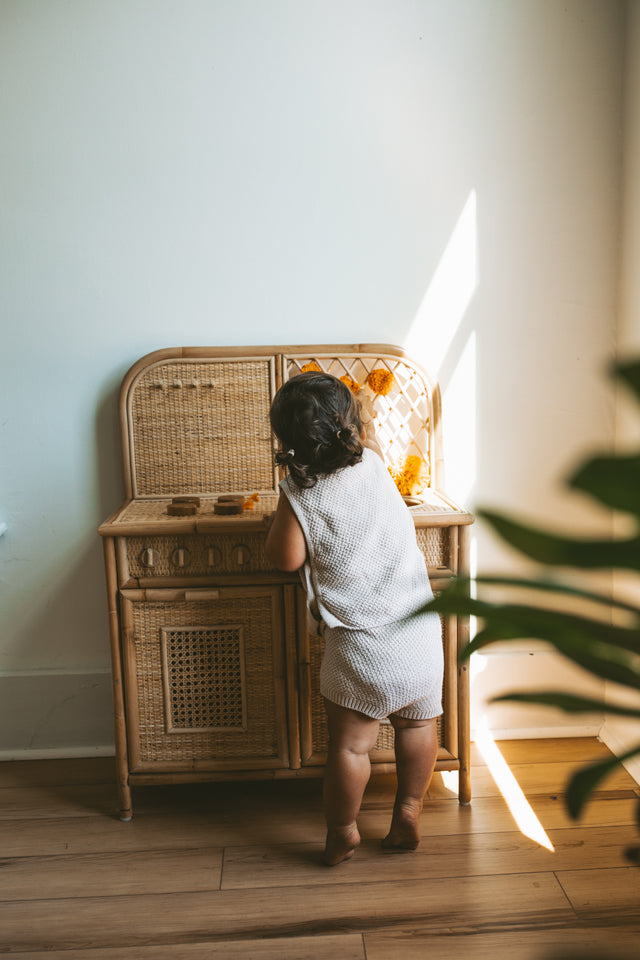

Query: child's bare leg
left=382, top=715, right=438, bottom=850
left=322, top=698, right=380, bottom=865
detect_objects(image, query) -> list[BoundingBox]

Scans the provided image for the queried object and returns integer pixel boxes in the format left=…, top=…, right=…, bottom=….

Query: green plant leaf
left=428, top=574, right=640, bottom=621
left=478, top=509, right=640, bottom=571
left=467, top=612, right=640, bottom=688
left=569, top=453, right=640, bottom=518
left=616, top=358, right=640, bottom=402
left=425, top=355, right=640, bottom=855
left=491, top=691, right=640, bottom=719
left=566, top=745, right=640, bottom=818
left=427, top=583, right=640, bottom=655
left=474, top=575, right=640, bottom=617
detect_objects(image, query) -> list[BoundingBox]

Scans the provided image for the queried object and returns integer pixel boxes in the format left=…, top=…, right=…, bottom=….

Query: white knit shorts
left=319, top=610, right=444, bottom=721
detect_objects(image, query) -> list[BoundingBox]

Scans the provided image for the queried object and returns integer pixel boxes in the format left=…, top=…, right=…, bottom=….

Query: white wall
left=0, top=0, right=624, bottom=756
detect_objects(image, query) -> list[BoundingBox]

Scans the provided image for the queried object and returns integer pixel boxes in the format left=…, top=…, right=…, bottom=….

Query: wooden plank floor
left=1, top=739, right=639, bottom=959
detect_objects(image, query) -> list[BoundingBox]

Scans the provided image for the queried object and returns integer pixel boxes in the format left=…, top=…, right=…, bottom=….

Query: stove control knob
left=232, top=544, right=251, bottom=567
left=206, top=546, right=222, bottom=568
left=171, top=547, right=190, bottom=568
left=140, top=548, right=155, bottom=568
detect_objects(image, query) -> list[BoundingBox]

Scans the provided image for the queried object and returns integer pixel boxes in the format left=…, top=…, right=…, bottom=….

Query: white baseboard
left=472, top=724, right=602, bottom=741
left=0, top=671, right=115, bottom=756
left=599, top=723, right=640, bottom=787
left=0, top=745, right=116, bottom=761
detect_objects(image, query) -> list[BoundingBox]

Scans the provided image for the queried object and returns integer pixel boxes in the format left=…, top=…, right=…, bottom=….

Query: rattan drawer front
left=120, top=587, right=288, bottom=770
left=299, top=608, right=455, bottom=767
left=415, top=526, right=455, bottom=575
left=124, top=533, right=273, bottom=579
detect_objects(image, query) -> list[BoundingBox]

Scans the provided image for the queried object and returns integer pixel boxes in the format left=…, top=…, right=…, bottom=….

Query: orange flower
left=388, top=455, right=429, bottom=497
left=301, top=361, right=321, bottom=373
left=340, top=375, right=361, bottom=393
left=366, top=368, right=395, bottom=396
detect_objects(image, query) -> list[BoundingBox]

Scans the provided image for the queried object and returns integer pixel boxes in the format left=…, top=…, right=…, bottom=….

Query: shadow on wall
left=95, top=369, right=127, bottom=521
left=0, top=376, right=125, bottom=756
left=0, top=542, right=116, bottom=754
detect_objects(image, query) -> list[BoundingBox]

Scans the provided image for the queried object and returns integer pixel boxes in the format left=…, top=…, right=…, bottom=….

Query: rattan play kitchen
left=99, top=344, right=473, bottom=820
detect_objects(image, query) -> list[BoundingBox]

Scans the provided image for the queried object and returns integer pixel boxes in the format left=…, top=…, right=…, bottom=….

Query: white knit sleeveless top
left=280, top=449, right=434, bottom=631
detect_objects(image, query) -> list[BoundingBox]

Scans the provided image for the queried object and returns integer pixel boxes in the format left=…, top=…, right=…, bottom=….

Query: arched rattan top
left=118, top=344, right=443, bottom=500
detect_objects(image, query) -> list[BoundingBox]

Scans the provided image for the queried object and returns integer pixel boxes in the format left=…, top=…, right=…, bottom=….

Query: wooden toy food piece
left=214, top=495, right=245, bottom=515
left=167, top=497, right=201, bottom=516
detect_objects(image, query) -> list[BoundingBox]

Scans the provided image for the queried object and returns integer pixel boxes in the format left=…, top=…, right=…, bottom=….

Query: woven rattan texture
left=414, top=527, right=447, bottom=568
left=286, top=353, right=432, bottom=487
left=126, top=533, right=274, bottom=578
left=161, top=625, right=245, bottom=731
left=128, top=595, right=283, bottom=762
left=128, top=360, right=276, bottom=496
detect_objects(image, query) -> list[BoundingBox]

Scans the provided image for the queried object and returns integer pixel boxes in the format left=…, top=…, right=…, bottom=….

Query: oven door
left=119, top=586, right=289, bottom=773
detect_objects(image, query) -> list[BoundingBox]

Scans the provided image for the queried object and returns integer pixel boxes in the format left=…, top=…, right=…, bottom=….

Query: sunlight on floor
left=475, top=717, right=555, bottom=852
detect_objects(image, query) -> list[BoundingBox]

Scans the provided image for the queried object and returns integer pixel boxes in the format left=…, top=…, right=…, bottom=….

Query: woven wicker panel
left=161, top=625, right=245, bottom=732
left=306, top=617, right=447, bottom=763
left=415, top=527, right=448, bottom=568
left=127, top=594, right=285, bottom=763
left=126, top=532, right=274, bottom=578
left=285, top=353, right=432, bottom=488
left=127, top=359, right=277, bottom=497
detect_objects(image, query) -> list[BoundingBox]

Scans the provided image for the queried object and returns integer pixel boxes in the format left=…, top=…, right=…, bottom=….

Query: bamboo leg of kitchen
left=457, top=523, right=472, bottom=805
left=283, top=586, right=301, bottom=769
left=102, top=536, right=133, bottom=821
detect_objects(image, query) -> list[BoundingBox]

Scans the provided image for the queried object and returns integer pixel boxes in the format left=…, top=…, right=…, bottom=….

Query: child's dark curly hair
left=270, top=371, right=364, bottom=488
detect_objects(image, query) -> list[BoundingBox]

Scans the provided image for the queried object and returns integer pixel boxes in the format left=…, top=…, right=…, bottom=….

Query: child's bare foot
left=381, top=799, right=422, bottom=851
left=323, top=823, right=360, bottom=866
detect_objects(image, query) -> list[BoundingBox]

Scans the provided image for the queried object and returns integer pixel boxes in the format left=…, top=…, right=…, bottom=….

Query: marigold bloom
left=388, top=455, right=429, bottom=497
left=301, top=361, right=321, bottom=372
left=366, top=368, right=395, bottom=396
left=339, top=375, right=361, bottom=393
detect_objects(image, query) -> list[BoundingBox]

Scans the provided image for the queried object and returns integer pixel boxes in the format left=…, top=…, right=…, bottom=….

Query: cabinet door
left=298, top=583, right=459, bottom=767
left=120, top=586, right=289, bottom=772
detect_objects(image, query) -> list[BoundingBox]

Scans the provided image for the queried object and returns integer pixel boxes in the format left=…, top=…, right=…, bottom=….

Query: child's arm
left=265, top=492, right=307, bottom=571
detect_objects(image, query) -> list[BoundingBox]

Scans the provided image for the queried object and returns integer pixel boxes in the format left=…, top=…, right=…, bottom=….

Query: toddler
left=265, top=371, right=443, bottom=865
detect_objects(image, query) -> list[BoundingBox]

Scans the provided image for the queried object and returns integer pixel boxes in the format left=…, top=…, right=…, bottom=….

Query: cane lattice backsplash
left=120, top=347, right=442, bottom=499
left=283, top=351, right=439, bottom=488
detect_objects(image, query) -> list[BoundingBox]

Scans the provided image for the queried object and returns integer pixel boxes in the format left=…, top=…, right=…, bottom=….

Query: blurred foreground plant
left=427, top=359, right=640, bottom=861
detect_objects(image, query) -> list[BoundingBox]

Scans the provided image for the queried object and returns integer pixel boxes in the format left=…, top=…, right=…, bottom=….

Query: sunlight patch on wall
left=403, top=190, right=478, bottom=506
left=442, top=329, right=477, bottom=504
left=404, top=190, right=477, bottom=376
